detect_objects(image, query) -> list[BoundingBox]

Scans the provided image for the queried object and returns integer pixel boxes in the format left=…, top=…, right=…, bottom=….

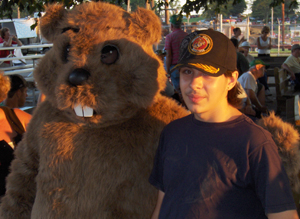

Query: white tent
left=1, top=18, right=37, bottom=39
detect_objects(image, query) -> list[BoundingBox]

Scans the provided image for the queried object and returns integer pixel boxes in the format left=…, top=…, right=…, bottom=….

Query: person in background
left=231, top=27, right=246, bottom=46
left=150, top=29, right=298, bottom=219
left=4, top=74, right=28, bottom=109
left=238, top=59, right=268, bottom=117
left=257, top=26, right=272, bottom=57
left=164, top=14, right=188, bottom=94
left=281, top=44, right=300, bottom=91
left=239, top=41, right=254, bottom=63
left=0, top=27, right=22, bottom=67
left=256, top=26, right=272, bottom=96
left=0, top=72, right=31, bottom=198
left=230, top=38, right=249, bottom=76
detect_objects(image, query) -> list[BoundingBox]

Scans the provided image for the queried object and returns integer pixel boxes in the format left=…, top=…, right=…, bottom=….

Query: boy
left=149, top=29, right=298, bottom=219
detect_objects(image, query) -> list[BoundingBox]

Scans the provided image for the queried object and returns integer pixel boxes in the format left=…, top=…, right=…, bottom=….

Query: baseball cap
left=240, top=41, right=250, bottom=48
left=249, top=59, right=270, bottom=69
left=170, top=14, right=182, bottom=25
left=292, top=44, right=300, bottom=51
left=170, top=29, right=237, bottom=77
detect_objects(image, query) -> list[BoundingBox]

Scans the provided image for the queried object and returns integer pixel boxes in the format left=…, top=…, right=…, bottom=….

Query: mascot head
left=35, top=2, right=166, bottom=124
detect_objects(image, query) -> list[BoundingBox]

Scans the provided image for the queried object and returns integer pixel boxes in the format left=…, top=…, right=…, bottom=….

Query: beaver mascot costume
left=0, top=2, right=188, bottom=218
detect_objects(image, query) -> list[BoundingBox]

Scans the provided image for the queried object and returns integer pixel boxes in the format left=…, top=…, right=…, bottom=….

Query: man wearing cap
left=282, top=44, right=300, bottom=91
left=4, top=74, right=28, bottom=109
left=164, top=14, right=188, bottom=93
left=239, top=41, right=254, bottom=63
left=150, top=29, right=297, bottom=219
left=238, top=59, right=268, bottom=115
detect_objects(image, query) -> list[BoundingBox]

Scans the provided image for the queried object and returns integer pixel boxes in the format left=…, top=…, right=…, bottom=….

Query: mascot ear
left=40, top=4, right=67, bottom=42
left=130, top=8, right=161, bottom=45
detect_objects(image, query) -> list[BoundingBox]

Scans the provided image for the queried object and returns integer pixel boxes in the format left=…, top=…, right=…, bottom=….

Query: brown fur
left=0, top=2, right=189, bottom=219
left=256, top=112, right=300, bottom=193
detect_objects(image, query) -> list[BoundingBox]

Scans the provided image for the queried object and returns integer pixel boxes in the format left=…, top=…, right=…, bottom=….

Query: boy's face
left=180, top=67, right=236, bottom=121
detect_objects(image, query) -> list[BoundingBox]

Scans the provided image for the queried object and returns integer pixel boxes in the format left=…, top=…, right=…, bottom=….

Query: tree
left=251, top=0, right=272, bottom=22
left=251, top=0, right=298, bottom=22
left=203, top=0, right=246, bottom=19
left=0, top=0, right=297, bottom=21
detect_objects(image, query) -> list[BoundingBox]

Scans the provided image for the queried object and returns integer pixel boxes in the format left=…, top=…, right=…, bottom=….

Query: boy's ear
left=228, top=70, right=239, bottom=91
left=130, top=8, right=161, bottom=45
left=40, top=4, right=67, bottom=42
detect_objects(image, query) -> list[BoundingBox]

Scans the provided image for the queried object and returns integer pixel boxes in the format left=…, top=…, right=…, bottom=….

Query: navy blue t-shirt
left=149, top=114, right=296, bottom=219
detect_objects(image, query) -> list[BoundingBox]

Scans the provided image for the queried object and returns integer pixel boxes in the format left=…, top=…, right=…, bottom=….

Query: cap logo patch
left=188, top=34, right=213, bottom=55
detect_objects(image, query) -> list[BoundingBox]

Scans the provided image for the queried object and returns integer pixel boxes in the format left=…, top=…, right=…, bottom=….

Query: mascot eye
left=101, top=45, right=119, bottom=65
left=62, top=44, right=71, bottom=63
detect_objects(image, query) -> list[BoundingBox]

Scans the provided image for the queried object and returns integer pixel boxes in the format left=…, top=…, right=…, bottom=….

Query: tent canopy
left=1, top=18, right=37, bottom=39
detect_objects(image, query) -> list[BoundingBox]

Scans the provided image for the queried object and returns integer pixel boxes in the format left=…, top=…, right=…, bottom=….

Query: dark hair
left=233, top=27, right=240, bottom=34
left=171, top=23, right=181, bottom=29
left=0, top=27, right=9, bottom=39
left=224, top=70, right=243, bottom=109
left=7, top=74, right=27, bottom=98
left=230, top=38, right=238, bottom=49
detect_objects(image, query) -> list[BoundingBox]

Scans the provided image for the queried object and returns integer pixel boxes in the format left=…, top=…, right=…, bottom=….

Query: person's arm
left=165, top=49, right=172, bottom=74
left=281, top=63, right=296, bottom=80
left=13, top=108, right=32, bottom=131
left=246, top=88, right=267, bottom=113
left=3, top=35, right=13, bottom=47
left=12, top=36, right=22, bottom=46
left=257, top=37, right=269, bottom=50
left=238, top=36, right=245, bottom=46
left=268, top=37, right=272, bottom=50
left=267, top=210, right=299, bottom=219
left=151, top=190, right=165, bottom=219
left=242, top=97, right=256, bottom=116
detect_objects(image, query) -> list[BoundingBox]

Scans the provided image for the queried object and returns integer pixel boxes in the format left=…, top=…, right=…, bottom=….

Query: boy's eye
left=180, top=68, right=193, bottom=75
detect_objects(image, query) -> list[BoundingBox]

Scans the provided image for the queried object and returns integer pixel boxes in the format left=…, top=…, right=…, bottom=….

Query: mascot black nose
left=68, top=68, right=90, bottom=86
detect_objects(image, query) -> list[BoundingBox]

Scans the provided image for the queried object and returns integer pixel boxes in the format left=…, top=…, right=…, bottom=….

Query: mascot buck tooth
left=0, top=2, right=189, bottom=218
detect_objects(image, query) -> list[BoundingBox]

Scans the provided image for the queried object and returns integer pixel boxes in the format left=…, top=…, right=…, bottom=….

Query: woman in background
left=257, top=26, right=272, bottom=57
left=256, top=26, right=272, bottom=95
left=0, top=72, right=31, bottom=198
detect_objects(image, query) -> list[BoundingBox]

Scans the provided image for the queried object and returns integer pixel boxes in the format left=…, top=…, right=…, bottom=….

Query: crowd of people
left=0, top=14, right=300, bottom=218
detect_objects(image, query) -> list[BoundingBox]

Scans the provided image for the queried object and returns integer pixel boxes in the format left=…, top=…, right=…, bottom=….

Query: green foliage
left=203, top=0, right=246, bottom=19
left=0, top=0, right=295, bottom=22
left=251, top=0, right=298, bottom=22
left=130, top=0, right=146, bottom=11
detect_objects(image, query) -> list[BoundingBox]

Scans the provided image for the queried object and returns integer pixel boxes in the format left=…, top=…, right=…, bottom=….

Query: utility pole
left=127, top=0, right=130, bottom=12
left=165, top=0, right=170, bottom=25
left=282, top=2, right=285, bottom=51
left=271, top=7, right=273, bottom=37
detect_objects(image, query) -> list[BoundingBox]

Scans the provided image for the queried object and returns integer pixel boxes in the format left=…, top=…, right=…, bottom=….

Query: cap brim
left=170, top=63, right=227, bottom=77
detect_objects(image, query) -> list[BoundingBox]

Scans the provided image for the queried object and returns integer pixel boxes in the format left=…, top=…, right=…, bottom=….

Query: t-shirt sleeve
left=149, top=131, right=166, bottom=192
left=242, top=74, right=256, bottom=91
left=249, top=140, right=296, bottom=214
left=283, top=56, right=292, bottom=67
